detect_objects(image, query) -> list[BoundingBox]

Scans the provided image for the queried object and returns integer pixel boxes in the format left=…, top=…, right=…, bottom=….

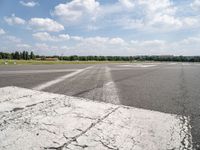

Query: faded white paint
left=0, top=86, right=192, bottom=150
left=103, top=66, right=120, bottom=104
left=118, top=64, right=157, bottom=68
left=33, top=66, right=93, bottom=90
left=0, top=69, right=78, bottom=75
left=169, top=63, right=178, bottom=65
left=182, top=63, right=191, bottom=66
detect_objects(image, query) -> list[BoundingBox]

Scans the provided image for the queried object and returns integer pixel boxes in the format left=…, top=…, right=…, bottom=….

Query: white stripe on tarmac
left=33, top=66, right=93, bottom=91
left=118, top=64, right=157, bottom=68
left=0, top=69, right=78, bottom=75
left=103, top=66, right=120, bottom=105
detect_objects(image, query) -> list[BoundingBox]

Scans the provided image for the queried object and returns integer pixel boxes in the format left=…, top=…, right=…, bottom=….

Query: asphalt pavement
left=1, top=62, right=200, bottom=148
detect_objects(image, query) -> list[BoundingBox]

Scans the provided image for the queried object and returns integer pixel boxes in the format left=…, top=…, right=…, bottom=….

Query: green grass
left=0, top=59, right=130, bottom=65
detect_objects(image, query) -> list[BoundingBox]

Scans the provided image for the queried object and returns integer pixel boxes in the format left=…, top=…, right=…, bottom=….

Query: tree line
left=1, top=51, right=200, bottom=62
left=0, top=51, right=35, bottom=60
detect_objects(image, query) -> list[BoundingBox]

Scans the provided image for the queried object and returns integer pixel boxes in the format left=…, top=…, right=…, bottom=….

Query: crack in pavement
left=99, top=140, right=119, bottom=150
left=44, top=106, right=120, bottom=150
left=0, top=86, right=193, bottom=150
left=93, top=133, right=120, bottom=150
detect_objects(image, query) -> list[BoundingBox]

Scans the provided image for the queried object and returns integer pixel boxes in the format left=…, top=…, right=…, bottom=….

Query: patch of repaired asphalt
left=0, top=86, right=192, bottom=150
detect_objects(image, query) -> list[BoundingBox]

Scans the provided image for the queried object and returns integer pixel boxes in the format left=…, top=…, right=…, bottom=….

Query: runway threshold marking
left=0, top=86, right=192, bottom=150
left=32, top=66, right=94, bottom=91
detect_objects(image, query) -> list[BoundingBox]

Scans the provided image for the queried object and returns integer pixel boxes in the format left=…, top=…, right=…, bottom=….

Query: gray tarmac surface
left=1, top=62, right=200, bottom=148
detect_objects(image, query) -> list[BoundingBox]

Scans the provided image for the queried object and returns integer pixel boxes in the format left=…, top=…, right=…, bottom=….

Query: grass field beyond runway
left=0, top=59, right=129, bottom=65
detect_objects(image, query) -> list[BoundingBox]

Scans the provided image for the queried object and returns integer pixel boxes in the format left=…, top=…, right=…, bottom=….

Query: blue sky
left=0, top=0, right=200, bottom=56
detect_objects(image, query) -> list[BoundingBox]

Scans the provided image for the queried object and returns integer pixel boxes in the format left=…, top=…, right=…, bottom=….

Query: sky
left=0, top=0, right=200, bottom=56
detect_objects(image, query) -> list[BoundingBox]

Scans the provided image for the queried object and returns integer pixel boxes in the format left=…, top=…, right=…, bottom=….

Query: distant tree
left=25, top=51, right=29, bottom=60
left=79, top=56, right=87, bottom=61
left=6, top=53, right=12, bottom=59
left=69, top=55, right=78, bottom=61
left=14, top=51, right=20, bottom=60
left=22, top=51, right=26, bottom=60
left=30, top=51, right=35, bottom=59
left=2, top=51, right=200, bottom=62
left=19, top=52, right=23, bottom=59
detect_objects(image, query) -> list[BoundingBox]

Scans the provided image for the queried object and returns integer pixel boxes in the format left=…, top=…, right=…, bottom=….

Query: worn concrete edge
left=0, top=85, right=186, bottom=117
left=0, top=86, right=193, bottom=150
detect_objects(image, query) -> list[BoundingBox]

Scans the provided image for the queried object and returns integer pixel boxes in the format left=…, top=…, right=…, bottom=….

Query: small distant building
left=35, top=58, right=42, bottom=61
left=35, top=57, right=59, bottom=61
left=44, top=57, right=59, bottom=61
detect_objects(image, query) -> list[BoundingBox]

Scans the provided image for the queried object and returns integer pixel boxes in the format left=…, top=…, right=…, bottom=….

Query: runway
left=1, top=62, right=200, bottom=148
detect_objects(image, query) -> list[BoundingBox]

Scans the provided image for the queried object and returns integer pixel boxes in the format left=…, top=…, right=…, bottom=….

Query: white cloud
left=119, top=0, right=134, bottom=8
left=75, top=36, right=126, bottom=45
left=109, top=37, right=126, bottom=45
left=71, top=36, right=83, bottom=41
left=30, top=36, right=200, bottom=56
left=191, top=0, right=200, bottom=11
left=116, top=18, right=145, bottom=30
left=140, top=40, right=166, bottom=46
left=16, top=43, right=31, bottom=48
left=112, top=0, right=200, bottom=31
left=0, top=29, right=6, bottom=35
left=8, top=35, right=200, bottom=56
left=20, top=1, right=38, bottom=7
left=29, top=18, right=64, bottom=32
left=83, top=36, right=109, bottom=44
left=58, top=34, right=70, bottom=40
left=51, top=0, right=200, bottom=32
left=182, top=17, right=199, bottom=27
left=5, top=35, right=21, bottom=43
left=60, top=0, right=188, bottom=31
left=34, top=43, right=60, bottom=55
left=138, top=0, right=175, bottom=13
left=32, top=32, right=70, bottom=42
left=86, top=25, right=99, bottom=31
left=52, top=0, right=100, bottom=24
left=130, top=40, right=139, bottom=44
left=131, top=40, right=160, bottom=46
left=4, top=14, right=26, bottom=25
left=150, top=14, right=182, bottom=27
left=181, top=36, right=200, bottom=44
left=33, top=32, right=49, bottom=41
left=35, top=43, right=49, bottom=49
left=128, top=38, right=200, bottom=55
left=128, top=40, right=168, bottom=55
left=70, top=36, right=128, bottom=55
left=169, top=36, right=200, bottom=55
left=2, top=0, right=200, bottom=56
left=131, top=0, right=179, bottom=28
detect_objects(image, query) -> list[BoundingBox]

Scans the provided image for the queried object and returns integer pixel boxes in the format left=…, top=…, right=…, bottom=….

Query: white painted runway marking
left=32, top=66, right=94, bottom=91
left=103, top=66, right=120, bottom=105
left=168, top=63, right=178, bottom=65
left=182, top=63, right=191, bottom=66
left=110, top=68, right=133, bottom=70
left=118, top=64, right=157, bottom=68
left=0, top=69, right=78, bottom=75
left=0, top=86, right=192, bottom=150
left=80, top=66, right=120, bottom=105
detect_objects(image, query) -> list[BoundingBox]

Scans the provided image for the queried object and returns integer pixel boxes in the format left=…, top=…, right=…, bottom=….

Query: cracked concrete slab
left=0, top=86, right=192, bottom=150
